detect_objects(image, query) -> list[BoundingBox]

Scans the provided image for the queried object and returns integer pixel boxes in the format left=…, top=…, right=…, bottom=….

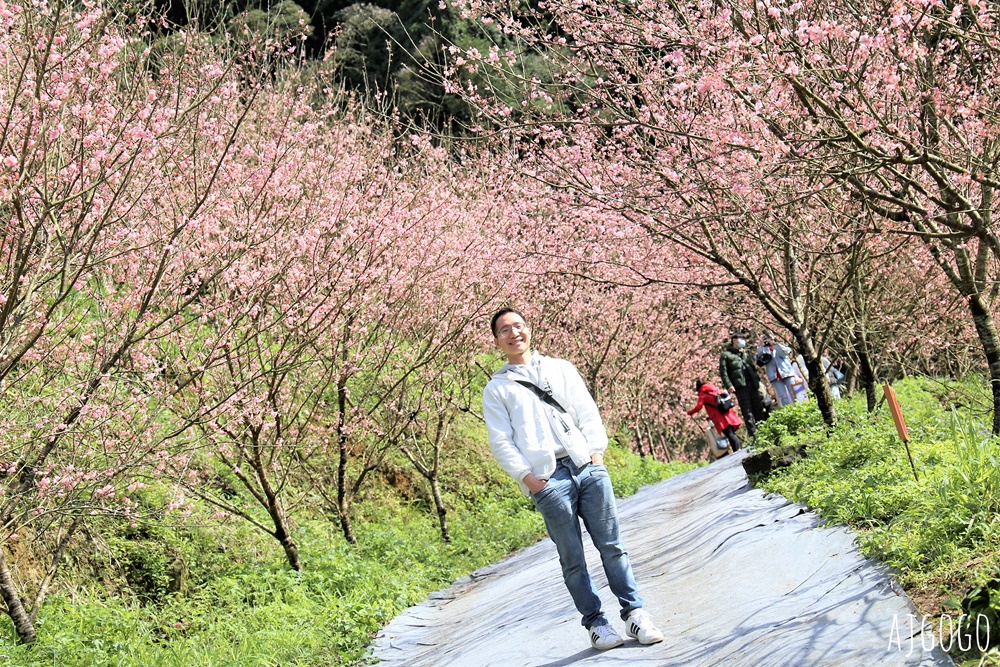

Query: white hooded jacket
left=482, top=353, right=608, bottom=495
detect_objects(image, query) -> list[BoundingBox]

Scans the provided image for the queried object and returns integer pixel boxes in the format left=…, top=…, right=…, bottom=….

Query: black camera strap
left=513, top=380, right=569, bottom=414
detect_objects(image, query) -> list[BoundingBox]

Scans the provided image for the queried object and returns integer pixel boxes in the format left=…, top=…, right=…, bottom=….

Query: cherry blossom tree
left=527, top=272, right=717, bottom=458
left=696, top=0, right=1000, bottom=430
left=465, top=180, right=726, bottom=457
left=146, top=80, right=397, bottom=569
left=154, top=115, right=510, bottom=553
left=824, top=224, right=973, bottom=410
left=0, top=0, right=295, bottom=641
left=441, top=0, right=1000, bottom=431
left=310, top=148, right=505, bottom=545
left=464, top=137, right=859, bottom=426
left=397, top=355, right=483, bottom=543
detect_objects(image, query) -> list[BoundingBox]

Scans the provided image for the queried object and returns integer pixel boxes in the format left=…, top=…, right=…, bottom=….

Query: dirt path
left=373, top=453, right=954, bottom=666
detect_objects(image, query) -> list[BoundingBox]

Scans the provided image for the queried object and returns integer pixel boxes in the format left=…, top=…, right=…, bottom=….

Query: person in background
left=757, top=378, right=776, bottom=418
left=823, top=356, right=846, bottom=399
left=482, top=308, right=664, bottom=652
left=687, top=380, right=742, bottom=452
left=755, top=334, right=804, bottom=407
left=791, top=353, right=809, bottom=402
left=719, top=331, right=765, bottom=436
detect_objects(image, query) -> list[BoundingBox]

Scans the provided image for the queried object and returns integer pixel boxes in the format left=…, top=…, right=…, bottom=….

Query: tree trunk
left=634, top=434, right=646, bottom=457
left=657, top=433, right=671, bottom=462
left=30, top=517, right=81, bottom=623
left=276, top=532, right=301, bottom=571
left=338, top=497, right=358, bottom=545
left=335, top=350, right=358, bottom=544
left=854, top=332, right=878, bottom=412
left=643, top=421, right=657, bottom=459
left=967, top=293, right=1000, bottom=435
left=266, top=524, right=301, bottom=571
left=268, top=508, right=301, bottom=571
left=920, top=238, right=1000, bottom=434
left=400, top=434, right=452, bottom=542
left=790, top=328, right=836, bottom=427
left=0, top=546, right=35, bottom=644
left=844, top=363, right=857, bottom=397
left=430, top=477, right=451, bottom=543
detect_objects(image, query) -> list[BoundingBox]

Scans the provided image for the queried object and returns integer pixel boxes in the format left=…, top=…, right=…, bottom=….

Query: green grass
left=0, top=443, right=694, bottom=667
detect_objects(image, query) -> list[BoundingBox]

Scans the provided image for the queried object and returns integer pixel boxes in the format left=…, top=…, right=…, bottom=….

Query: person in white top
left=755, top=335, right=806, bottom=407
left=482, top=308, right=664, bottom=651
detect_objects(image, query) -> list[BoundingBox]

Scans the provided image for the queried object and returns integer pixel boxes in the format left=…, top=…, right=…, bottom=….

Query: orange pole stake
left=883, top=383, right=910, bottom=442
left=882, top=383, right=918, bottom=482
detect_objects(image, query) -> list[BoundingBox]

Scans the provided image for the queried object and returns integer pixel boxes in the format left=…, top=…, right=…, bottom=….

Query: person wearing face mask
left=719, top=331, right=765, bottom=437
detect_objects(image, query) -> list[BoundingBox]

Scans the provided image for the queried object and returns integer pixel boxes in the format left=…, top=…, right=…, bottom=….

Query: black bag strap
left=705, top=386, right=720, bottom=406
left=513, top=380, right=568, bottom=414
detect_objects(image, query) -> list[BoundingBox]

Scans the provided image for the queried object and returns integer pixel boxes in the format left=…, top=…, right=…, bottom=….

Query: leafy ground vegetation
left=754, top=377, right=1000, bottom=665
left=0, top=436, right=694, bottom=667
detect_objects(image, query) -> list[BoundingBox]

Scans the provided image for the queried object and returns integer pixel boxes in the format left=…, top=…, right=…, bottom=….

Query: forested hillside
left=147, top=0, right=517, bottom=131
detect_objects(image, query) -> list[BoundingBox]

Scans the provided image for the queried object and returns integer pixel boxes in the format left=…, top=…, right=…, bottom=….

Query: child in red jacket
left=687, top=380, right=743, bottom=452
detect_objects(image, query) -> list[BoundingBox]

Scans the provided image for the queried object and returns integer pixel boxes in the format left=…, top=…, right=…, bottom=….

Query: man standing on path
left=719, top=331, right=766, bottom=437
left=482, top=308, right=665, bottom=652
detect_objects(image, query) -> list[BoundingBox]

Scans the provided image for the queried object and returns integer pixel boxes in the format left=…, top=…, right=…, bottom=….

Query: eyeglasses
left=497, top=322, right=528, bottom=337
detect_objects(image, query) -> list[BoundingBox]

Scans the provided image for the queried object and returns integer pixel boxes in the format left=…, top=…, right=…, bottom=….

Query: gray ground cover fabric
left=373, top=452, right=954, bottom=666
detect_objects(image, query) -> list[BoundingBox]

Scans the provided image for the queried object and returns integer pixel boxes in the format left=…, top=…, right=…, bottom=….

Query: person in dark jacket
left=719, top=332, right=765, bottom=437
left=687, top=380, right=742, bottom=452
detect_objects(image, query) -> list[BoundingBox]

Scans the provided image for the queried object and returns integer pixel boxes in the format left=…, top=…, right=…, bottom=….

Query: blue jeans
left=530, top=458, right=642, bottom=628
left=772, top=377, right=798, bottom=406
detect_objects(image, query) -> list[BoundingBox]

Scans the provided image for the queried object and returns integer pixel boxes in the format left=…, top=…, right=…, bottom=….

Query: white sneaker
left=589, top=623, right=624, bottom=650
left=626, top=608, right=664, bottom=645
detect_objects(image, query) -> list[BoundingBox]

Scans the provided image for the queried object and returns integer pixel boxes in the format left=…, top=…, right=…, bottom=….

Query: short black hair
left=490, top=307, right=527, bottom=337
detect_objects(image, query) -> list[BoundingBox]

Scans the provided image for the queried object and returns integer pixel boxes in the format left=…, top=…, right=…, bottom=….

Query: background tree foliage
left=148, top=0, right=573, bottom=133
left=150, top=0, right=508, bottom=129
